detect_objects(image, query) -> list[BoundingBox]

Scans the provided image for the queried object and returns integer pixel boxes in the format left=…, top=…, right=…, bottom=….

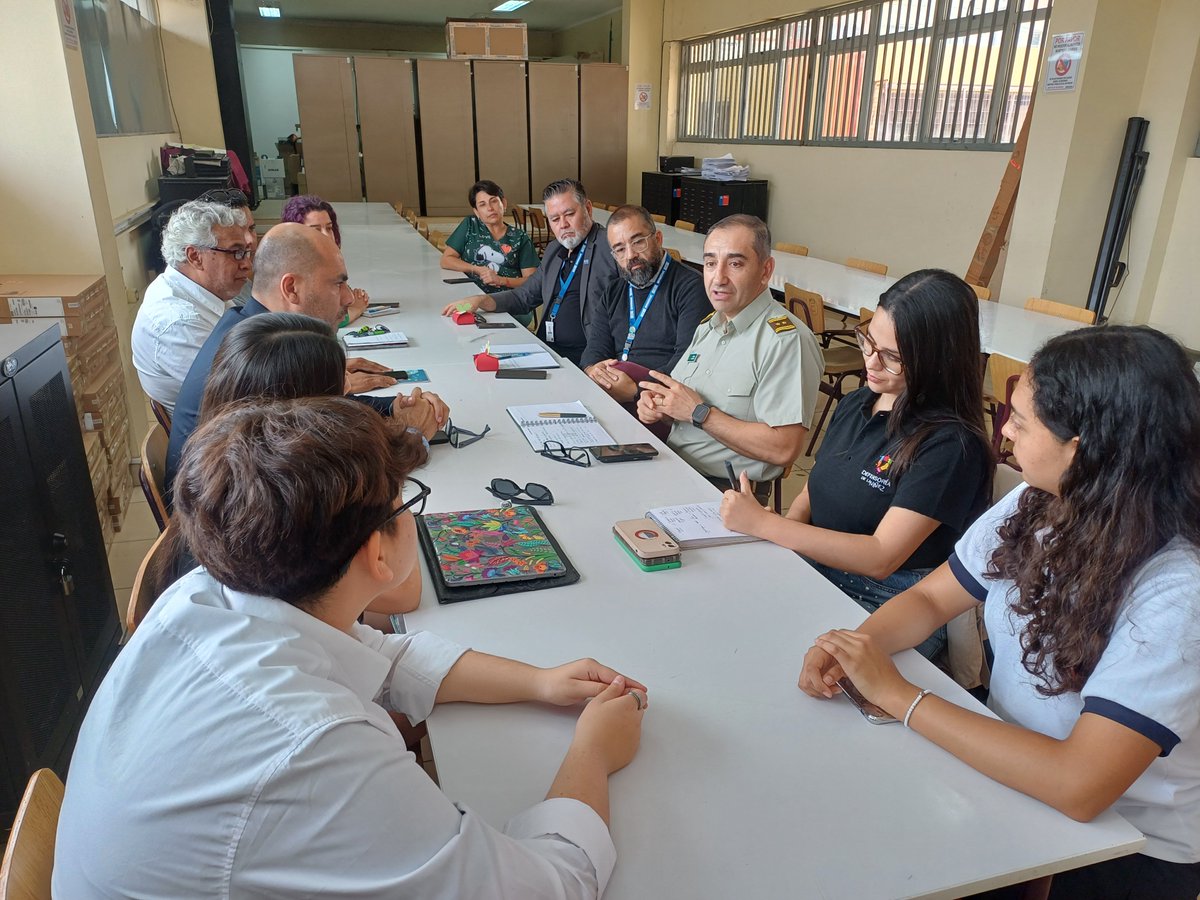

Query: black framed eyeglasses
left=337, top=477, right=430, bottom=576
left=207, top=245, right=254, bottom=261
left=854, top=321, right=904, bottom=375
left=538, top=440, right=592, bottom=467
left=487, top=478, right=554, bottom=505
left=446, top=419, right=491, bottom=449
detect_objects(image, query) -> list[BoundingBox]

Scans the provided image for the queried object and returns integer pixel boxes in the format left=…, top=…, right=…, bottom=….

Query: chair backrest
left=858, top=306, right=873, bottom=324
left=0, top=768, right=65, bottom=900
left=1024, top=297, right=1096, bottom=324
left=138, top=423, right=169, bottom=533
left=783, top=283, right=826, bottom=333
left=404, top=210, right=418, bottom=227
left=527, top=208, right=550, bottom=251
left=845, top=256, right=888, bottom=276
left=987, top=353, right=1027, bottom=458
left=418, top=222, right=429, bottom=238
left=664, top=247, right=682, bottom=262
left=674, top=219, right=696, bottom=232
left=511, top=206, right=527, bottom=229
left=968, top=282, right=992, bottom=301
left=774, top=242, right=809, bottom=257
left=650, top=213, right=666, bottom=223
left=127, top=527, right=176, bottom=635
left=148, top=398, right=172, bottom=432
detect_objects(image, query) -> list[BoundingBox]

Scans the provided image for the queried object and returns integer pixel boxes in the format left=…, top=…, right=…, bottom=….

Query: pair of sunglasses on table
left=487, top=478, right=554, bottom=506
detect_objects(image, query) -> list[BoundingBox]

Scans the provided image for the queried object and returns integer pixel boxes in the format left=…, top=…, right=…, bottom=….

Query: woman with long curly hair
left=721, top=269, right=993, bottom=658
left=798, top=325, right=1200, bottom=898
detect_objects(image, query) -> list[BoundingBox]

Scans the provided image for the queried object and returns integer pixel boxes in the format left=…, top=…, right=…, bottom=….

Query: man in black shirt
left=442, top=179, right=618, bottom=366
left=581, top=205, right=711, bottom=407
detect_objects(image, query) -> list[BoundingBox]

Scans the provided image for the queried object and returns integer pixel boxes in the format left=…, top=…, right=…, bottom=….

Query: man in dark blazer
left=442, top=178, right=618, bottom=367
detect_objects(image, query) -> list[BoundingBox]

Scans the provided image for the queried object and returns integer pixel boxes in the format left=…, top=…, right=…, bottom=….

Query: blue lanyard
left=620, top=255, right=671, bottom=362
left=549, top=242, right=588, bottom=322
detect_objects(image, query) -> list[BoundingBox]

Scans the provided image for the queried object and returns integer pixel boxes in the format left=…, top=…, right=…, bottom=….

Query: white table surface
left=336, top=203, right=1143, bottom=900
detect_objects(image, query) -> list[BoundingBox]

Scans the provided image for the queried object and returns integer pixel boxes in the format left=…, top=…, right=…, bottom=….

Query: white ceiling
left=232, top=1, right=622, bottom=32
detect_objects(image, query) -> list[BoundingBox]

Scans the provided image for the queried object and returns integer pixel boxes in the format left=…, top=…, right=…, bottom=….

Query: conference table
left=540, top=206, right=1081, bottom=365
left=335, top=203, right=1141, bottom=899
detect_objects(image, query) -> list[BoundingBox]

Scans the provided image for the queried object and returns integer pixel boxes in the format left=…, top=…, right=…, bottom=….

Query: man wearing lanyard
left=442, top=178, right=618, bottom=367
left=581, top=205, right=711, bottom=413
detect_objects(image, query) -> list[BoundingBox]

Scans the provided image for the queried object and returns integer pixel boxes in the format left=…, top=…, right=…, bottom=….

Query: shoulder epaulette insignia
left=701, top=311, right=716, bottom=323
left=767, top=315, right=796, bottom=334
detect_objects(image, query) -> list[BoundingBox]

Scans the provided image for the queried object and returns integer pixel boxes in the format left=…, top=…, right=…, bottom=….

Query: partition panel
left=355, top=57, right=421, bottom=208
left=416, top=59, right=477, bottom=216
left=528, top=63, right=579, bottom=197
left=580, top=64, right=629, bottom=207
left=293, top=55, right=361, bottom=201
left=472, top=61, right=530, bottom=204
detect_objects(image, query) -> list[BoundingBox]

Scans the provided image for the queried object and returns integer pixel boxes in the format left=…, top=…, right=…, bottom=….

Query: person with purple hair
left=282, top=194, right=370, bottom=325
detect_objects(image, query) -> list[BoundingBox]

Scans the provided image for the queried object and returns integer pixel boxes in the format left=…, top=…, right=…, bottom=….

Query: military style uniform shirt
left=668, top=291, right=822, bottom=482
left=808, top=385, right=991, bottom=570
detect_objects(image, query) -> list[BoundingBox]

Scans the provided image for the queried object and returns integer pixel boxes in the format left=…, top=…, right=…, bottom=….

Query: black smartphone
left=495, top=368, right=548, bottom=380
left=589, top=443, right=659, bottom=463
left=476, top=322, right=518, bottom=329
left=442, top=277, right=474, bottom=284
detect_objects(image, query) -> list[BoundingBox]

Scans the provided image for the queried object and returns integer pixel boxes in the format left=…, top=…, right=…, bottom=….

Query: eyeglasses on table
left=537, top=440, right=591, bottom=467
left=487, top=478, right=554, bottom=506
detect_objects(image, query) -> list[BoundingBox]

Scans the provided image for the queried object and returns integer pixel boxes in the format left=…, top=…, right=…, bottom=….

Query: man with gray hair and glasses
left=132, top=199, right=254, bottom=410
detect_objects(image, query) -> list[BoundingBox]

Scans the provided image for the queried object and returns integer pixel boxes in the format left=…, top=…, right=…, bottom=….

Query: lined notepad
left=645, top=501, right=762, bottom=549
left=343, top=329, right=409, bottom=349
left=507, top=401, right=615, bottom=448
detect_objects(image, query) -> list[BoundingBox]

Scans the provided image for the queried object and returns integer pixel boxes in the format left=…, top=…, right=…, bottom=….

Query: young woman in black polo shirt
left=720, top=269, right=992, bottom=658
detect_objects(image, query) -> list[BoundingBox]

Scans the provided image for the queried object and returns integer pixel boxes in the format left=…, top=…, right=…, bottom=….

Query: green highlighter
left=612, top=519, right=682, bottom=572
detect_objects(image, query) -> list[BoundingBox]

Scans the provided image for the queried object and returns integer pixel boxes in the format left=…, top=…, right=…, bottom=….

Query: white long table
left=335, top=203, right=1142, bottom=899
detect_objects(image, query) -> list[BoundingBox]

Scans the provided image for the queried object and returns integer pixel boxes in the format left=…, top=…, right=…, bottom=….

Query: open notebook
left=645, top=501, right=762, bottom=549
left=506, top=401, right=615, bottom=449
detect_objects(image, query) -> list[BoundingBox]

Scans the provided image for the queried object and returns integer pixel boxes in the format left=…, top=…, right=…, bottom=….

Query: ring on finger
left=630, top=690, right=644, bottom=710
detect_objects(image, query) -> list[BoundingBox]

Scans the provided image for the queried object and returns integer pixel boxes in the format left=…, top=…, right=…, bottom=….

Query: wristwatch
left=692, top=402, right=713, bottom=429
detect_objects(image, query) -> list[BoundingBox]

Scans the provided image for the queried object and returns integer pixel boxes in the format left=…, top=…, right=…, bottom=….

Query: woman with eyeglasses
left=56, top=396, right=648, bottom=898
left=720, top=269, right=992, bottom=658
left=800, top=326, right=1200, bottom=899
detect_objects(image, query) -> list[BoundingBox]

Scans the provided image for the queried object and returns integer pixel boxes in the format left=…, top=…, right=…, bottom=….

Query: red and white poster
left=1044, top=31, right=1084, bottom=93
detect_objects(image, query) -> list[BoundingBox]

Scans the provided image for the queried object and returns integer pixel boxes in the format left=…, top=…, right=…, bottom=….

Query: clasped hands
left=585, top=360, right=638, bottom=403
left=636, top=370, right=703, bottom=424
left=541, top=659, right=649, bottom=773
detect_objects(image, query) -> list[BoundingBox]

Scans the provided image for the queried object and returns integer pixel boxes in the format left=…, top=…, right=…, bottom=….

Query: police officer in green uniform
left=637, top=215, right=822, bottom=503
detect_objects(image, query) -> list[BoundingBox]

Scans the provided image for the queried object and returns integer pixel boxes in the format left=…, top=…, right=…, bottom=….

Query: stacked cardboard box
left=0, top=275, right=133, bottom=542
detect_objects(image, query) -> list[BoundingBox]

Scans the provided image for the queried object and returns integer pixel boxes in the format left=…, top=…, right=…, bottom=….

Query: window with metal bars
left=678, top=0, right=1051, bottom=149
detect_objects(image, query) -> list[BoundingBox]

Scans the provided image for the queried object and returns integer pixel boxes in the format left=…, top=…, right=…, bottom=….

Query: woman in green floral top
left=441, top=180, right=540, bottom=298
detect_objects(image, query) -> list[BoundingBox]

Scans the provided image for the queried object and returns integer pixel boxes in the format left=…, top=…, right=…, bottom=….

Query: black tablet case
left=416, top=505, right=581, bottom=604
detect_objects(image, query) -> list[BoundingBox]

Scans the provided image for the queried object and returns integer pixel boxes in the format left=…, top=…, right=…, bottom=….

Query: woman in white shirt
left=55, top=396, right=647, bottom=898
left=799, top=325, right=1200, bottom=899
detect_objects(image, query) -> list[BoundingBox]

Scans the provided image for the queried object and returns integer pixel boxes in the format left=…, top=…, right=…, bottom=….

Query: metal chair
left=526, top=207, right=551, bottom=253
left=785, top=283, right=865, bottom=457
left=138, top=423, right=170, bottom=532
left=0, top=768, right=65, bottom=900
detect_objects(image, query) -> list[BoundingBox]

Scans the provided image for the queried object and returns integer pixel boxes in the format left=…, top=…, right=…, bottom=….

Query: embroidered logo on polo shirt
left=874, top=454, right=892, bottom=474
left=860, top=453, right=893, bottom=492
left=687, top=353, right=700, bottom=363
left=767, top=315, right=796, bottom=334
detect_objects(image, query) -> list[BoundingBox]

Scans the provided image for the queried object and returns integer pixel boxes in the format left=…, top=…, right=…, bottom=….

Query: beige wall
left=624, top=0, right=666, bottom=202
left=158, top=0, right=225, bottom=146
left=99, top=134, right=176, bottom=220
left=1153, top=158, right=1200, bottom=347
left=555, top=11, right=623, bottom=63
left=237, top=18, right=557, bottom=58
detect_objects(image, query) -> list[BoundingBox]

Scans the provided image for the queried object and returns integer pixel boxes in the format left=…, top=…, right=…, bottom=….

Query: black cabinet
left=678, top=177, right=770, bottom=233
left=0, top=324, right=119, bottom=821
left=641, top=171, right=682, bottom=225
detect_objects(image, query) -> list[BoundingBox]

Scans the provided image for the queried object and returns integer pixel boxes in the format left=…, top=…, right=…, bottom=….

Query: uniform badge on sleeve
left=687, top=353, right=700, bottom=363
left=767, top=315, right=796, bottom=334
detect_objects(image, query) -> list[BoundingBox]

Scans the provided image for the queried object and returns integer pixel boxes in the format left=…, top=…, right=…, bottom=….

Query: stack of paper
left=701, top=153, right=750, bottom=181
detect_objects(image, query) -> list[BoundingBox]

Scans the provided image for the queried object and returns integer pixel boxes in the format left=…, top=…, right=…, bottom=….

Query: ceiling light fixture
left=258, top=5, right=281, bottom=17
left=492, top=1, right=530, bottom=11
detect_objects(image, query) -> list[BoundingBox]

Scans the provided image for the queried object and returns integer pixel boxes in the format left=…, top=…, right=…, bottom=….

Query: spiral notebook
left=506, top=401, right=615, bottom=448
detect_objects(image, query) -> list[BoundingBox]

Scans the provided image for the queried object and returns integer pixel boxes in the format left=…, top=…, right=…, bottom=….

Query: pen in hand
left=724, top=460, right=739, bottom=491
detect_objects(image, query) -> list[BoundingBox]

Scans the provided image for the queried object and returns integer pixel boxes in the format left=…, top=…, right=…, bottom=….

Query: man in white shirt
left=131, top=199, right=254, bottom=410
left=54, top=396, right=648, bottom=899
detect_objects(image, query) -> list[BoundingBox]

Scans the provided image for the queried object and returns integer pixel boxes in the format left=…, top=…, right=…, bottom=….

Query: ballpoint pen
left=538, top=412, right=587, bottom=418
left=491, top=351, right=540, bottom=359
left=725, top=460, right=739, bottom=491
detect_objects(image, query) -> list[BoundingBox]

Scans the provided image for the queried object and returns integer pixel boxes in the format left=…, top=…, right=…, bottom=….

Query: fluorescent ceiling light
left=493, top=1, right=530, bottom=11
left=258, top=5, right=281, bottom=17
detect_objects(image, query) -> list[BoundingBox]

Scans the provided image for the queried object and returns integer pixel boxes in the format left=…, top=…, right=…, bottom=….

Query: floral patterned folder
left=419, top=506, right=569, bottom=587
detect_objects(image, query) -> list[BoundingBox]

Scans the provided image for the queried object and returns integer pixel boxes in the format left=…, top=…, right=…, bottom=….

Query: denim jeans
left=807, top=560, right=946, bottom=660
